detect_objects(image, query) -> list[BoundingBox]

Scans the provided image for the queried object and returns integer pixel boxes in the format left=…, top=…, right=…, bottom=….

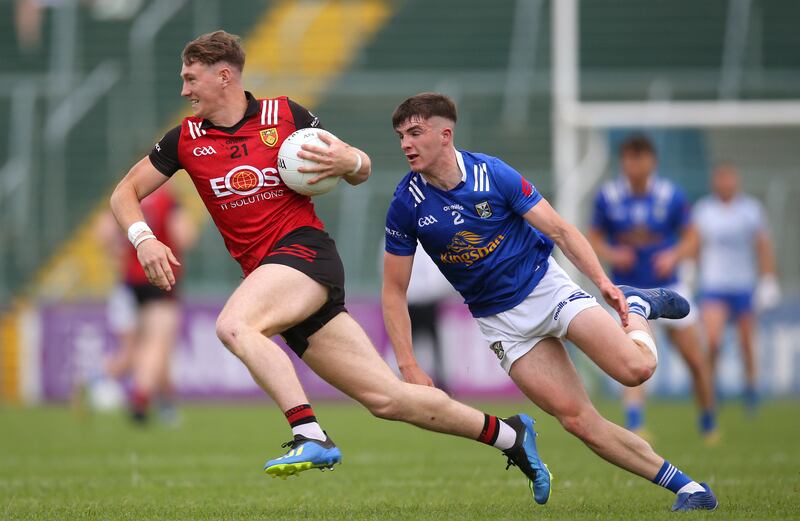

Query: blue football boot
left=671, top=482, right=718, bottom=512
left=502, top=414, right=552, bottom=505
left=618, top=286, right=690, bottom=320
left=264, top=434, right=342, bottom=479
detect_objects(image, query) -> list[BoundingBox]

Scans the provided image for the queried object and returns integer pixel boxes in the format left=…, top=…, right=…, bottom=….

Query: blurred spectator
left=406, top=244, right=458, bottom=392
left=14, top=0, right=143, bottom=53
left=95, top=184, right=197, bottom=423
left=588, top=135, right=716, bottom=441
left=689, top=163, right=780, bottom=414
left=14, top=0, right=52, bottom=53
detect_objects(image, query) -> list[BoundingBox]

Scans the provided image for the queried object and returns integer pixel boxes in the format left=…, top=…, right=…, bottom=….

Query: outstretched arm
left=524, top=199, right=631, bottom=326
left=109, top=157, right=180, bottom=291
left=382, top=252, right=435, bottom=386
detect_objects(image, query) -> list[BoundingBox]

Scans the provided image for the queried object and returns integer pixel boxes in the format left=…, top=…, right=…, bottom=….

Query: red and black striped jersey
left=149, top=92, right=324, bottom=276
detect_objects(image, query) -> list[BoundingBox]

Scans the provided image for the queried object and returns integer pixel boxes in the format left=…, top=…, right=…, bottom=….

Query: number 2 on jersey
left=452, top=211, right=464, bottom=225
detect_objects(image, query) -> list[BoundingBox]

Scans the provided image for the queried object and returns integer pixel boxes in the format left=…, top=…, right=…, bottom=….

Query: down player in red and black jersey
left=110, top=31, right=546, bottom=494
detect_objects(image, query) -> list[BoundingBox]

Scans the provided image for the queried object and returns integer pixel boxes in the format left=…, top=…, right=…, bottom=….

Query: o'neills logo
left=439, top=230, right=505, bottom=266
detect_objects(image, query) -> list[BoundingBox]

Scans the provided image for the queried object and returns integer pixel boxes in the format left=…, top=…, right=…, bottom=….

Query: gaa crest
left=489, top=341, right=504, bottom=360
left=475, top=200, right=493, bottom=218
left=260, top=128, right=279, bottom=147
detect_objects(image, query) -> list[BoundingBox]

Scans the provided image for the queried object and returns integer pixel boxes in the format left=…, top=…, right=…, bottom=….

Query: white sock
left=677, top=481, right=706, bottom=495
left=627, top=296, right=651, bottom=319
left=493, top=420, right=517, bottom=450
left=292, top=422, right=326, bottom=442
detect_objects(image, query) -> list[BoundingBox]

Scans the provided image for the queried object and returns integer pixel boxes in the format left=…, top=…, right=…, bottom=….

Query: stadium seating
left=3, top=0, right=800, bottom=301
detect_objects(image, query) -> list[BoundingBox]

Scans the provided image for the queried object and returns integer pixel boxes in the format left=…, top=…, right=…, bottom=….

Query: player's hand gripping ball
left=278, top=128, right=341, bottom=196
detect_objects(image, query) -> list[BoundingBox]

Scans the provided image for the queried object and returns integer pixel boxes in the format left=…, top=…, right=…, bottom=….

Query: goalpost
left=551, top=0, right=800, bottom=288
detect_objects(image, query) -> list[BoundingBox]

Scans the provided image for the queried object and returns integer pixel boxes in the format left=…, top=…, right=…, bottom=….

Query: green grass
left=1, top=400, right=798, bottom=520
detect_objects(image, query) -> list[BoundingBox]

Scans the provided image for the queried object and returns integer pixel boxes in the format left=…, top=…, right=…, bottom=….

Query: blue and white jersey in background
left=385, top=150, right=553, bottom=318
left=592, top=176, right=690, bottom=288
left=693, top=194, right=766, bottom=292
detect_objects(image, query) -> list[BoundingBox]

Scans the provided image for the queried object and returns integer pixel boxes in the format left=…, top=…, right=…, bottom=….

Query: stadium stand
left=2, top=0, right=800, bottom=303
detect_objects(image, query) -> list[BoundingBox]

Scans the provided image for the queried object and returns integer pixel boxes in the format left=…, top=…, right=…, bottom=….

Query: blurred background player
left=588, top=135, right=716, bottom=440
left=96, top=184, right=197, bottom=423
left=689, top=163, right=780, bottom=414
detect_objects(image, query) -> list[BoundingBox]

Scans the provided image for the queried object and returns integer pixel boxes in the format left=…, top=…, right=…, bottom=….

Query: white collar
left=455, top=149, right=467, bottom=182
left=621, top=173, right=656, bottom=195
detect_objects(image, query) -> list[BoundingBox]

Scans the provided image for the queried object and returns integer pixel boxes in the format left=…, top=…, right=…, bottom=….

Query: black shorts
left=258, top=226, right=347, bottom=357
left=127, top=282, right=177, bottom=306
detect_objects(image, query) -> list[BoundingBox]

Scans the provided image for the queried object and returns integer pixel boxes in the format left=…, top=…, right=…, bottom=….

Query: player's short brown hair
left=182, top=30, right=245, bottom=71
left=619, top=134, right=656, bottom=157
left=392, top=92, right=458, bottom=128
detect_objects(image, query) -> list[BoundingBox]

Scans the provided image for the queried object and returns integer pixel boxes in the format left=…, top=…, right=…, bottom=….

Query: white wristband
left=347, top=150, right=363, bottom=177
left=133, top=234, right=156, bottom=249
left=127, top=221, right=152, bottom=245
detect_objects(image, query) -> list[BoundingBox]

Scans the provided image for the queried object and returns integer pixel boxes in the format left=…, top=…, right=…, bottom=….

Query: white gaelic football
left=277, top=128, right=341, bottom=196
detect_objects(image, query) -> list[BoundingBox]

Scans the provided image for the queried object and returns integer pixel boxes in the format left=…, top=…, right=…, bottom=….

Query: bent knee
left=619, top=359, right=655, bottom=387
left=359, top=384, right=421, bottom=421
left=362, top=392, right=403, bottom=421
left=215, top=316, right=253, bottom=356
left=558, top=409, right=601, bottom=442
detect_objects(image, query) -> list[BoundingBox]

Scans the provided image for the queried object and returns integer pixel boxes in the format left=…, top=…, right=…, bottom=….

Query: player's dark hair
left=619, top=135, right=656, bottom=157
left=392, top=92, right=458, bottom=128
left=182, top=30, right=246, bottom=72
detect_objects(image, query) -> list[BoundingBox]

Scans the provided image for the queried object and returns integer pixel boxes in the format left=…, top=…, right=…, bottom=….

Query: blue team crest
left=475, top=200, right=492, bottom=218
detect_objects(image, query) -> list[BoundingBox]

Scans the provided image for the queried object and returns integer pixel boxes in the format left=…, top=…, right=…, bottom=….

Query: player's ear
left=218, top=65, right=231, bottom=87
left=441, top=126, right=453, bottom=146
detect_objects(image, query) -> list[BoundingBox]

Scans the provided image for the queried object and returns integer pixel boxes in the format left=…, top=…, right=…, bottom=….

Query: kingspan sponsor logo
left=439, top=230, right=505, bottom=267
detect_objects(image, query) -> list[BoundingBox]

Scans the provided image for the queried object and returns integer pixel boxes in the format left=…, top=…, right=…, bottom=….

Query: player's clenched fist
left=136, top=238, right=180, bottom=291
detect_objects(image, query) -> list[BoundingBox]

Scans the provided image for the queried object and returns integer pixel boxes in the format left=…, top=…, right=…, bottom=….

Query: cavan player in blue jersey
left=587, top=136, right=716, bottom=442
left=382, top=93, right=718, bottom=512
left=689, top=163, right=780, bottom=414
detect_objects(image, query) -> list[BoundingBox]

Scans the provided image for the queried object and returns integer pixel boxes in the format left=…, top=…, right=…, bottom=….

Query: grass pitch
left=1, top=400, right=798, bottom=520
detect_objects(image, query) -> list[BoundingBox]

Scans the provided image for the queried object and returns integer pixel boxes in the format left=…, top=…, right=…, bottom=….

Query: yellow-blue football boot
left=502, top=414, right=552, bottom=505
left=264, top=434, right=341, bottom=479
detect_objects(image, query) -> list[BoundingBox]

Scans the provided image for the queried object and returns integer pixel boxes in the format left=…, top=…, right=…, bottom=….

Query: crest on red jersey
left=260, top=128, right=278, bottom=147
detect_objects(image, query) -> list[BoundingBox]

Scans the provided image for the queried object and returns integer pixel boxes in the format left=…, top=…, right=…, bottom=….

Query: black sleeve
left=148, top=125, right=182, bottom=176
left=288, top=99, right=324, bottom=130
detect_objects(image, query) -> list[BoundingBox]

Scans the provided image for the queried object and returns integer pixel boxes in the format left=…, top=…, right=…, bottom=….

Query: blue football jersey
left=385, top=150, right=554, bottom=317
left=591, top=176, right=690, bottom=288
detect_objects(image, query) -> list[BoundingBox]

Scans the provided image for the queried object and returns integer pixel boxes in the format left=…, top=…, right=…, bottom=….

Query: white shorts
left=475, top=257, right=600, bottom=373
left=107, top=283, right=137, bottom=334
